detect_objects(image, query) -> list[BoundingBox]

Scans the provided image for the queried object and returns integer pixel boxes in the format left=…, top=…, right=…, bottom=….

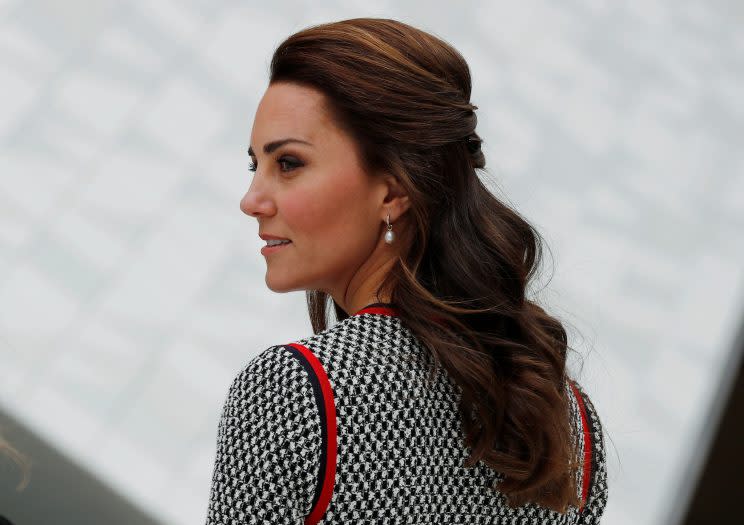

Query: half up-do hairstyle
left=270, top=18, right=582, bottom=513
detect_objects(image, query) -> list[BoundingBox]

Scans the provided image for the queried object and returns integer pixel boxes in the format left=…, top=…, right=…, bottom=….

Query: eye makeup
left=248, top=154, right=304, bottom=173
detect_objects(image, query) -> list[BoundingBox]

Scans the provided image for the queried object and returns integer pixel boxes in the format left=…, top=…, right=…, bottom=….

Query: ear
left=380, top=174, right=411, bottom=222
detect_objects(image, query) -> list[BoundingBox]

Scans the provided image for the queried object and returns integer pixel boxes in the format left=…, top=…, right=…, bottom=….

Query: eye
left=278, top=155, right=303, bottom=172
left=248, top=155, right=303, bottom=174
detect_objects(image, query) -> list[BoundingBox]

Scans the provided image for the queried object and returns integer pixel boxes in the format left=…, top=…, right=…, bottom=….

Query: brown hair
left=270, top=18, right=582, bottom=512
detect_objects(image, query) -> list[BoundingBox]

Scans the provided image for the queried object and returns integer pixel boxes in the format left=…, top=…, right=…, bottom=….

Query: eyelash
left=248, top=156, right=303, bottom=173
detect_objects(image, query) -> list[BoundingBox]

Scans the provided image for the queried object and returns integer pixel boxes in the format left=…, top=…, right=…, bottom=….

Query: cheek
left=284, top=172, right=376, bottom=251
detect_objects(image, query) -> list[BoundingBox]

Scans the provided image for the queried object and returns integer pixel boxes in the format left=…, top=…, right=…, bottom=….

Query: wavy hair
left=270, top=18, right=582, bottom=512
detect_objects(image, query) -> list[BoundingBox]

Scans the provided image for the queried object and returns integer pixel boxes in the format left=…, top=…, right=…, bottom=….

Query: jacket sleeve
left=205, top=345, right=322, bottom=525
left=570, top=380, right=609, bottom=525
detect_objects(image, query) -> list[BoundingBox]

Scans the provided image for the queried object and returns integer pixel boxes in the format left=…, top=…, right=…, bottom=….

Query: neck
left=333, top=255, right=396, bottom=316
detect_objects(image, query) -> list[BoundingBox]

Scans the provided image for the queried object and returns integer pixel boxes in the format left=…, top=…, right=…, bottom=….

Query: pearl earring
left=384, top=213, right=395, bottom=244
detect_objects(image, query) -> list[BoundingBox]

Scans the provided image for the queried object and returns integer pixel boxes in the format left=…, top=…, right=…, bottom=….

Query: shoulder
left=214, top=345, right=323, bottom=485
left=231, top=344, right=305, bottom=386
left=208, top=345, right=324, bottom=521
left=288, top=312, right=414, bottom=366
left=225, top=345, right=316, bottom=405
left=220, top=345, right=322, bottom=442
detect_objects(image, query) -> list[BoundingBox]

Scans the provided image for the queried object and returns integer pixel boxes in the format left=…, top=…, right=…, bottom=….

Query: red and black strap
left=569, top=380, right=594, bottom=513
left=281, top=343, right=337, bottom=525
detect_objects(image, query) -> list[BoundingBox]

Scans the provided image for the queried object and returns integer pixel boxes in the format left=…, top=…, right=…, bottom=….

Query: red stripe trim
left=288, top=343, right=337, bottom=525
left=353, top=306, right=399, bottom=317
left=354, top=305, right=454, bottom=329
left=569, top=381, right=592, bottom=511
left=352, top=304, right=457, bottom=330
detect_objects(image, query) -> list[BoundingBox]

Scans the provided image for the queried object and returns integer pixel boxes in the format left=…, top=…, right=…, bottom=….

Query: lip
left=259, top=233, right=291, bottom=241
left=260, top=240, right=292, bottom=256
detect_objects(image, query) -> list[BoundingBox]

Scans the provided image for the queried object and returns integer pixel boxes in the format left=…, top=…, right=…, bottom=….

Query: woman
left=205, top=17, right=608, bottom=525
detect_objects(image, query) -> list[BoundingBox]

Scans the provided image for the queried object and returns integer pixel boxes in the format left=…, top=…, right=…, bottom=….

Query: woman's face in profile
left=241, top=81, right=390, bottom=298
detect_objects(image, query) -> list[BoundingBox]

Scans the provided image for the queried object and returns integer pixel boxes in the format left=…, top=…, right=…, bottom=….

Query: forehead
left=251, top=82, right=335, bottom=144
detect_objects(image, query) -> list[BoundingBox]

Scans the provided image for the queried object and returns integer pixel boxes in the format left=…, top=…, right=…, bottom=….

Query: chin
left=264, top=271, right=300, bottom=293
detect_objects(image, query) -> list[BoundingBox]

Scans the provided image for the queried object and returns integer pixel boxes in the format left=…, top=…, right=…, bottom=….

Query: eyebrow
left=247, top=138, right=313, bottom=156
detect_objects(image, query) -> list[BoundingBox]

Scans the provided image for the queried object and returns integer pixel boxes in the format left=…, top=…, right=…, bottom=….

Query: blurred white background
left=1, top=1, right=743, bottom=524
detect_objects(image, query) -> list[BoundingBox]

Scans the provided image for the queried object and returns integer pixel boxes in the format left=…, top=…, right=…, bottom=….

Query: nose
left=240, top=180, right=276, bottom=218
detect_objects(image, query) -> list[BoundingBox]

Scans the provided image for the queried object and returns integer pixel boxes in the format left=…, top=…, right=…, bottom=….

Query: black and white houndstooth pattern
left=205, top=310, right=608, bottom=524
